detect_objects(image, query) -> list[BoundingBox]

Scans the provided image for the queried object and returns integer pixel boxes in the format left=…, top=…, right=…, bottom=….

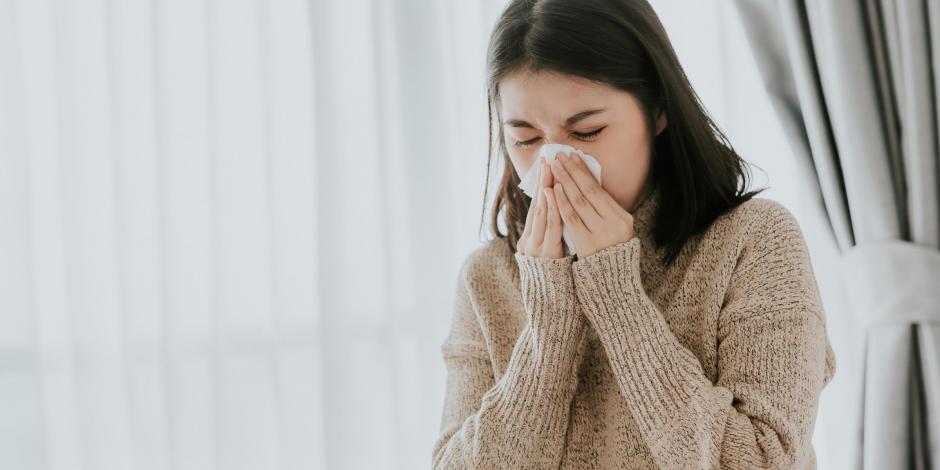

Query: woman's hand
left=516, top=156, right=565, bottom=259
left=549, top=152, right=636, bottom=259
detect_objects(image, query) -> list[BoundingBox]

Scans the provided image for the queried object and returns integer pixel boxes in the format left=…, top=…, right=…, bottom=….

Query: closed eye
left=513, top=126, right=607, bottom=148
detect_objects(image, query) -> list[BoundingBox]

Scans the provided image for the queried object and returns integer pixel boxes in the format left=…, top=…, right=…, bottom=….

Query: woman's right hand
left=516, top=155, right=565, bottom=259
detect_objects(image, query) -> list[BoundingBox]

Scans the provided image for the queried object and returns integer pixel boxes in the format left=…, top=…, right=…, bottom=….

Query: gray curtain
left=733, top=1, right=940, bottom=469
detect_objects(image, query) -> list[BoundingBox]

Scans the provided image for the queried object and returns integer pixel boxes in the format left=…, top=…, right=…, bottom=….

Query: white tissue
left=517, top=143, right=602, bottom=256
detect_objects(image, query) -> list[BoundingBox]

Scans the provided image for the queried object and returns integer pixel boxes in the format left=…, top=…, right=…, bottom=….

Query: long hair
left=481, top=0, right=765, bottom=267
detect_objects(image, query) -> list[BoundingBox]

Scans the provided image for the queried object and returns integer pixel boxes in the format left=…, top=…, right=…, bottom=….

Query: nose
left=543, top=129, right=575, bottom=147
left=544, top=132, right=563, bottom=145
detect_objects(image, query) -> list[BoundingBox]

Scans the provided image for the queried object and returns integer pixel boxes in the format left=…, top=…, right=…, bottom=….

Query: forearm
left=572, top=237, right=829, bottom=469
left=433, top=315, right=588, bottom=469
left=433, top=252, right=589, bottom=469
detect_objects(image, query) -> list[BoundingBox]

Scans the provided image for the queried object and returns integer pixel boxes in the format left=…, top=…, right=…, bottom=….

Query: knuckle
left=575, top=193, right=590, bottom=207
left=617, top=220, right=631, bottom=234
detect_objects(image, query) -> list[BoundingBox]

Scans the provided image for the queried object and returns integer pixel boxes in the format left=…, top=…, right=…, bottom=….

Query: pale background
left=0, top=0, right=850, bottom=469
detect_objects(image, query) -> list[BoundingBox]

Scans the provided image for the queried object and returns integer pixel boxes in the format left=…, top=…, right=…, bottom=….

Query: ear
left=654, top=110, right=668, bottom=136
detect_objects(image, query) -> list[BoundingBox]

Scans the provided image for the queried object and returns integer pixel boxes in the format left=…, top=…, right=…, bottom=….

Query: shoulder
left=716, top=196, right=799, bottom=230
left=704, top=196, right=816, bottom=293
left=457, top=237, right=517, bottom=290
left=710, top=196, right=806, bottom=250
left=451, top=238, right=522, bottom=331
left=712, top=196, right=822, bottom=310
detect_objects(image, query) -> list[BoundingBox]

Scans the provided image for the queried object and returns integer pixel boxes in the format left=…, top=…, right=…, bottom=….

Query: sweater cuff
left=514, top=251, right=577, bottom=325
left=571, top=237, right=709, bottom=435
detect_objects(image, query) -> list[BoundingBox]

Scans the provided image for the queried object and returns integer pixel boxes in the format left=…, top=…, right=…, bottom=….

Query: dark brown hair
left=481, top=0, right=765, bottom=267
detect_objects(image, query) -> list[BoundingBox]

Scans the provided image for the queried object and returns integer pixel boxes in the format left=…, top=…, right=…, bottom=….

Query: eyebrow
left=502, top=107, right=608, bottom=129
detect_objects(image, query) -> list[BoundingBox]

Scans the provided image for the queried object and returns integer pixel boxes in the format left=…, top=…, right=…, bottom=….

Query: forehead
left=498, top=69, right=614, bottom=122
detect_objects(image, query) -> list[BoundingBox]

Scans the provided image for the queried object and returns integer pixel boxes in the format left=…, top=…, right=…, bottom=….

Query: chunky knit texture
left=432, top=184, right=837, bottom=469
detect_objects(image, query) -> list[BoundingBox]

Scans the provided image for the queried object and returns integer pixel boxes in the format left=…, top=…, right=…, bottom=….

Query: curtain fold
left=734, top=1, right=940, bottom=468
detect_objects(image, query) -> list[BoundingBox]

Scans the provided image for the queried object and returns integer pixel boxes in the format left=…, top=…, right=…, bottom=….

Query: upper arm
left=714, top=200, right=834, bottom=464
left=718, top=200, right=826, bottom=331
left=436, top=259, right=495, bottom=435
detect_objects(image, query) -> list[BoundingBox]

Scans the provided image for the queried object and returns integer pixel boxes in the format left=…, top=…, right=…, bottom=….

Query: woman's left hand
left=548, top=152, right=636, bottom=259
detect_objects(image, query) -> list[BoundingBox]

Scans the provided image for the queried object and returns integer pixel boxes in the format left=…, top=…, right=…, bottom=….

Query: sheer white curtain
left=0, top=0, right=844, bottom=469
left=0, top=0, right=505, bottom=468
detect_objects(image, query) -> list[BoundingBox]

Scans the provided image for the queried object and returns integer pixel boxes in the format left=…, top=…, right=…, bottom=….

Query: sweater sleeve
left=431, top=250, right=590, bottom=469
left=569, top=204, right=836, bottom=470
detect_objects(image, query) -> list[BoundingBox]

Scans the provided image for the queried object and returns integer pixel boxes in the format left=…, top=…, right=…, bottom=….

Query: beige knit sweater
left=432, top=185, right=837, bottom=469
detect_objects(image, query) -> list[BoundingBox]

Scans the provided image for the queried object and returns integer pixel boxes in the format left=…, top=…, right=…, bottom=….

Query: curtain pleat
left=735, top=1, right=940, bottom=468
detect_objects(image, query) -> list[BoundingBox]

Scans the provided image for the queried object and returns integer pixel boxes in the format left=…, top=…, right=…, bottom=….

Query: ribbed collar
left=630, top=182, right=661, bottom=240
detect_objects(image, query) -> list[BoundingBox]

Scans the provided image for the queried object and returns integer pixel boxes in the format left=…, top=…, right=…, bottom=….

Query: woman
left=432, top=0, right=837, bottom=468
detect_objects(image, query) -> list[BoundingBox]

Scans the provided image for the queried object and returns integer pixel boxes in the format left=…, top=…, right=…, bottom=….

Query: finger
left=533, top=158, right=547, bottom=211
left=529, top=171, right=547, bottom=251
left=558, top=153, right=621, bottom=218
left=529, top=187, right=547, bottom=247
left=553, top=182, right=591, bottom=239
left=543, top=187, right=563, bottom=246
left=518, top=178, right=540, bottom=252
left=550, top=157, right=603, bottom=230
left=540, top=156, right=554, bottom=190
left=517, top=206, right=532, bottom=254
left=523, top=184, right=536, bottom=230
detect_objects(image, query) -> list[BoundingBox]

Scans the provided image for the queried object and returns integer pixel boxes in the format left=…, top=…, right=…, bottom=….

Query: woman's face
left=498, top=69, right=667, bottom=212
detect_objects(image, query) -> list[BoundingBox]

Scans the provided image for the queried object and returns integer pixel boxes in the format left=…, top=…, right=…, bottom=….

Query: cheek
left=596, top=128, right=649, bottom=165
left=506, top=146, right=537, bottom=178
left=592, top=136, right=649, bottom=191
left=589, top=138, right=628, bottom=169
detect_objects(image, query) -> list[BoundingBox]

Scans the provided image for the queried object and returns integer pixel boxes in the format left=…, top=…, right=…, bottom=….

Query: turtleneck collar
left=630, top=182, right=660, bottom=239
